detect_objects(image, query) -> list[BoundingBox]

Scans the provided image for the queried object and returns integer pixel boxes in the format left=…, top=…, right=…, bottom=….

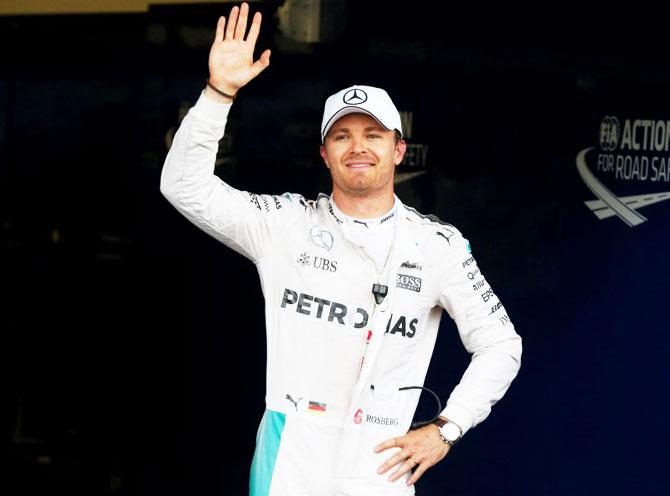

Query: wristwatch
left=434, top=417, right=462, bottom=447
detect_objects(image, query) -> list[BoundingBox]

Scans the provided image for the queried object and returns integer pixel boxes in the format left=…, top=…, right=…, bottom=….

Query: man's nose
left=349, top=135, right=368, bottom=153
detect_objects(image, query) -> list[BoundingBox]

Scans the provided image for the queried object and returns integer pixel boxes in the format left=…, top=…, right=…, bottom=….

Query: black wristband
left=206, top=78, right=236, bottom=99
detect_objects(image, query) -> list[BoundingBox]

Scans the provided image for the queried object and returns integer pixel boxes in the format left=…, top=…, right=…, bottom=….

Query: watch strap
left=433, top=416, right=448, bottom=428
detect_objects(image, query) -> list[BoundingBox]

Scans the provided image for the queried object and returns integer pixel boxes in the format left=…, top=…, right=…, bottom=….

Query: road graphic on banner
left=576, top=147, right=670, bottom=227
left=394, top=170, right=428, bottom=185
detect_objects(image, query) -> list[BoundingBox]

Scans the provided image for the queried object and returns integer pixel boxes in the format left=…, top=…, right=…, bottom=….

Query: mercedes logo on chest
left=309, top=225, right=334, bottom=251
left=343, top=88, right=368, bottom=105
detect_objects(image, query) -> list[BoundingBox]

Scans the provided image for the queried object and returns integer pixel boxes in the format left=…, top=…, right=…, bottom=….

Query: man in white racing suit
left=160, top=3, right=522, bottom=495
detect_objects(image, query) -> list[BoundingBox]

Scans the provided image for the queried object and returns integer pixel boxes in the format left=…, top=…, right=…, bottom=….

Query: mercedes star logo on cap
left=343, top=88, right=368, bottom=105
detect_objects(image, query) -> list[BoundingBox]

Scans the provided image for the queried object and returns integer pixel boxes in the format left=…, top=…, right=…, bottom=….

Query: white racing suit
left=160, top=93, right=523, bottom=495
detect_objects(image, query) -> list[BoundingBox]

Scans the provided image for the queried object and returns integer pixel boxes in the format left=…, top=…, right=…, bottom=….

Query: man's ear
left=320, top=144, right=331, bottom=169
left=394, top=139, right=407, bottom=165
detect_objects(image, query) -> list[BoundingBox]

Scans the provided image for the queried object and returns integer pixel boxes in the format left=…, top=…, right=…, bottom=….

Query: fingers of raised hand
left=224, top=5, right=238, bottom=40
left=220, top=3, right=254, bottom=41
left=234, top=2, right=249, bottom=40
left=259, top=48, right=271, bottom=65
left=215, top=16, right=226, bottom=41
left=246, top=11, right=262, bottom=45
left=218, top=3, right=261, bottom=46
left=249, top=48, right=271, bottom=77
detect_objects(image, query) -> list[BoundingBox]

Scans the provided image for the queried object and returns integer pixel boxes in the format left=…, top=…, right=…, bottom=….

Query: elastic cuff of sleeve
left=441, top=402, right=474, bottom=437
left=190, top=90, right=233, bottom=124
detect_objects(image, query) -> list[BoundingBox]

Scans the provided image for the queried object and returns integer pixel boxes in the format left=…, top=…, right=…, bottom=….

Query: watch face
left=441, top=422, right=461, bottom=442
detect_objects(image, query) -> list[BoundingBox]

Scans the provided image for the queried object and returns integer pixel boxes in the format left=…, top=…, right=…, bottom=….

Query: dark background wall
left=4, top=1, right=670, bottom=495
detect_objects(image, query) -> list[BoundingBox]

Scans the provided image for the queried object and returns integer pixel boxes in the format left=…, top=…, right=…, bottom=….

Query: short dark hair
left=394, top=130, right=402, bottom=144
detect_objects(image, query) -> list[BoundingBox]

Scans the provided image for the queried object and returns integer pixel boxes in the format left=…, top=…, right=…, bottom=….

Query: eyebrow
left=330, top=126, right=385, bottom=133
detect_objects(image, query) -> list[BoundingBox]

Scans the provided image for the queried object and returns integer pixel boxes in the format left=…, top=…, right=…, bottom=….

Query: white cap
left=320, top=85, right=403, bottom=143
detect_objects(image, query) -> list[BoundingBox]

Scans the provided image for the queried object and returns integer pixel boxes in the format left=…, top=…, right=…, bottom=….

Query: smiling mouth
left=346, top=163, right=374, bottom=168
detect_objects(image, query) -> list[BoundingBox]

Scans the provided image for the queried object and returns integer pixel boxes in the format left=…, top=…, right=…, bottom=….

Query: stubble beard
left=336, top=167, right=394, bottom=198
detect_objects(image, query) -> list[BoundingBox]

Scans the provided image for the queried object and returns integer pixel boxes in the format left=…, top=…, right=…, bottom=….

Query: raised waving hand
left=207, top=2, right=271, bottom=101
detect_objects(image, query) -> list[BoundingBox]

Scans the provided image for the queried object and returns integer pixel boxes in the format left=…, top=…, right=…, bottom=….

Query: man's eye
left=367, top=134, right=381, bottom=139
left=334, top=135, right=348, bottom=140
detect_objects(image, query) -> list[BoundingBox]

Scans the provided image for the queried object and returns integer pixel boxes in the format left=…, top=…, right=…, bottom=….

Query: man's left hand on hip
left=374, top=423, right=451, bottom=486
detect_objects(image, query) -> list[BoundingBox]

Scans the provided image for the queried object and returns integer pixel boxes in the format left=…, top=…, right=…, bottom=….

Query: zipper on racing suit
left=355, top=244, right=393, bottom=380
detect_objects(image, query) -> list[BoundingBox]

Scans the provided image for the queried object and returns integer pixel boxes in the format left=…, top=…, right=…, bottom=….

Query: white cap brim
left=321, top=107, right=392, bottom=141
